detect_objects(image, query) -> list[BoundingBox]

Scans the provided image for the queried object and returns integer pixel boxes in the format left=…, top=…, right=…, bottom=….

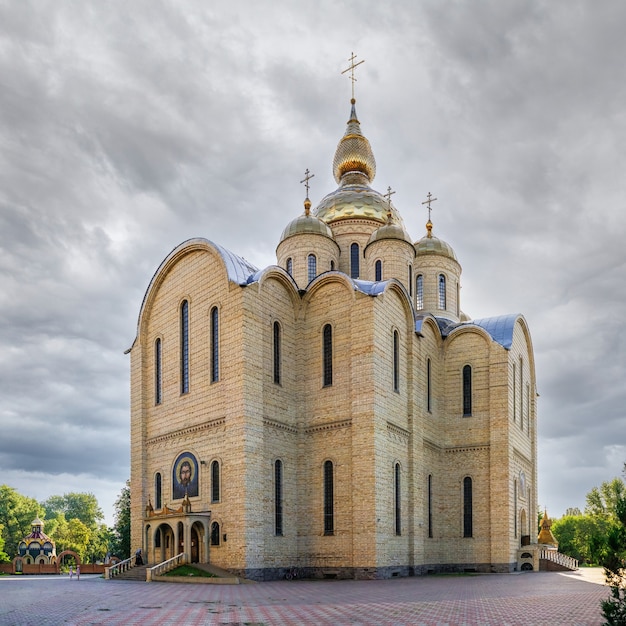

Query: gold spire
left=421, top=192, right=438, bottom=238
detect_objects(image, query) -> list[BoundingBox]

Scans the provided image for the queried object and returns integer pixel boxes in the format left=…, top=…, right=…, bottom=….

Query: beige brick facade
left=129, top=100, right=538, bottom=580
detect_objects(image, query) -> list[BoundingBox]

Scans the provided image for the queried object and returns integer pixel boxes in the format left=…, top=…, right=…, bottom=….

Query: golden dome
left=332, top=99, right=376, bottom=184
left=415, top=234, right=457, bottom=261
left=279, top=199, right=335, bottom=244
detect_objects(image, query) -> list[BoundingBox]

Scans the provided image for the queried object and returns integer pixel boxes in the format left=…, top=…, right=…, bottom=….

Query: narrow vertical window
left=514, top=480, right=518, bottom=538
left=393, top=330, right=400, bottom=392
left=428, top=474, right=433, bottom=538
left=180, top=300, right=189, bottom=394
left=273, top=321, right=281, bottom=385
left=330, top=260, right=335, bottom=271
left=350, top=243, right=360, bottom=279
left=512, top=362, right=517, bottom=422
left=211, top=460, right=220, bottom=503
left=323, top=324, right=333, bottom=387
left=155, top=338, right=162, bottom=405
left=375, top=259, right=382, bottom=281
left=274, top=460, right=283, bottom=536
left=286, top=257, right=293, bottom=276
left=394, top=463, right=401, bottom=535
left=462, top=365, right=472, bottom=416
left=416, top=275, right=424, bottom=309
left=456, top=281, right=460, bottom=317
left=308, top=254, right=317, bottom=282
left=323, top=460, right=334, bottom=535
left=210, top=521, right=220, bottom=545
left=463, top=477, right=473, bottom=538
left=155, top=473, right=162, bottom=510
left=210, top=306, right=219, bottom=383
left=438, top=274, right=446, bottom=310
left=526, top=384, right=530, bottom=433
left=408, top=265, right=413, bottom=296
left=427, top=358, right=432, bottom=413
left=519, top=357, right=524, bottom=430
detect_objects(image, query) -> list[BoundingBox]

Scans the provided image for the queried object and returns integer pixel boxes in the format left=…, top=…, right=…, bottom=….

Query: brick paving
left=0, top=570, right=609, bottom=625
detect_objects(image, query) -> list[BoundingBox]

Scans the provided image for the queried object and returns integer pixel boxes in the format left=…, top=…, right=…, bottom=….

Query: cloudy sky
left=1, top=1, right=625, bottom=525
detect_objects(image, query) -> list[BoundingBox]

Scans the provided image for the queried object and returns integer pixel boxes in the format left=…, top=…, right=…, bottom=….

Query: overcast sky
left=1, top=1, right=625, bottom=525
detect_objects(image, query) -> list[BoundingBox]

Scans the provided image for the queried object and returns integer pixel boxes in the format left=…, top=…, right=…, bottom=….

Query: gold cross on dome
left=421, top=192, right=438, bottom=222
left=300, top=168, right=315, bottom=198
left=341, top=52, right=365, bottom=100
left=384, top=186, right=396, bottom=204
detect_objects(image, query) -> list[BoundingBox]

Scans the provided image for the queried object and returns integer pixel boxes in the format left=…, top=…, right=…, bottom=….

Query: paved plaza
left=0, top=569, right=610, bottom=625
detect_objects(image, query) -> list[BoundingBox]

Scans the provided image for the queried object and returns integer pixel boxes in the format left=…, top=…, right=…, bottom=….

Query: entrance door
left=191, top=527, right=199, bottom=563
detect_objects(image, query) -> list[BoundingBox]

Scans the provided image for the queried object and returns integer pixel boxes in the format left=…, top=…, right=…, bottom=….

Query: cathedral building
left=129, top=95, right=537, bottom=580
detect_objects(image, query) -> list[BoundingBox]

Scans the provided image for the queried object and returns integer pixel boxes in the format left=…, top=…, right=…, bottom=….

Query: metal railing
left=146, top=552, right=187, bottom=582
left=105, top=554, right=137, bottom=579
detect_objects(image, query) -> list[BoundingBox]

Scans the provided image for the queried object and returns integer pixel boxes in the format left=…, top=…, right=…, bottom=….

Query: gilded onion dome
left=315, top=100, right=405, bottom=227
left=415, top=220, right=457, bottom=261
left=279, top=198, right=335, bottom=244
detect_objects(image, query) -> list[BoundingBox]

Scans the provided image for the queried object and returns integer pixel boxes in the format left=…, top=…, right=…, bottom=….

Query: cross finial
left=421, top=192, right=438, bottom=222
left=300, top=168, right=315, bottom=198
left=384, top=186, right=396, bottom=204
left=341, top=52, right=365, bottom=101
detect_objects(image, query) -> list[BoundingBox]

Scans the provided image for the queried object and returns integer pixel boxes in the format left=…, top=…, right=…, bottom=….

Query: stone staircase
left=111, top=564, right=148, bottom=581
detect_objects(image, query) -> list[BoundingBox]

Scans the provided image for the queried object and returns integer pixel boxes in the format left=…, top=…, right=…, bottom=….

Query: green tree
left=552, top=514, right=612, bottom=564
left=42, top=493, right=104, bottom=532
left=586, top=478, right=626, bottom=519
left=52, top=514, right=92, bottom=557
left=110, top=480, right=130, bottom=559
left=0, top=485, right=43, bottom=557
left=0, top=525, right=10, bottom=563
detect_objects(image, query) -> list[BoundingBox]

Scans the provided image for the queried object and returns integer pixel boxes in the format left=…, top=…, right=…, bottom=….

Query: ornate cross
left=300, top=168, right=315, bottom=198
left=421, top=192, right=438, bottom=222
left=341, top=52, right=365, bottom=100
left=384, top=186, right=396, bottom=204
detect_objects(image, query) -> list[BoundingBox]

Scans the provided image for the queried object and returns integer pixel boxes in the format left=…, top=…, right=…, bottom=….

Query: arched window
left=438, top=275, right=446, bottom=310
left=462, top=365, right=472, bottom=416
left=286, top=257, right=293, bottom=276
left=375, top=259, right=382, bottom=281
left=427, top=358, right=432, bottom=413
left=519, top=357, right=524, bottom=430
left=330, top=260, right=335, bottom=271
left=155, top=473, right=162, bottom=510
left=512, top=362, right=517, bottom=422
left=394, top=463, right=401, bottom=536
left=307, top=254, right=317, bottom=282
left=428, top=474, right=433, bottom=538
left=210, top=306, right=219, bottom=383
left=456, top=281, right=460, bottom=317
left=416, top=275, right=424, bottom=309
left=393, top=330, right=400, bottom=392
left=463, top=477, right=473, bottom=537
left=155, top=338, right=162, bottom=405
left=273, top=321, right=281, bottom=385
left=274, top=460, right=283, bottom=536
left=211, top=460, right=220, bottom=503
left=350, top=243, right=360, bottom=279
left=210, top=521, right=220, bottom=545
left=323, top=460, right=334, bottom=535
left=323, top=324, right=333, bottom=387
left=408, top=265, right=413, bottom=296
left=180, top=300, right=189, bottom=394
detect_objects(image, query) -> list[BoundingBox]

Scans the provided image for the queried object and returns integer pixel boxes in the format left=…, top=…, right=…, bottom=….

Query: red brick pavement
left=0, top=570, right=610, bottom=625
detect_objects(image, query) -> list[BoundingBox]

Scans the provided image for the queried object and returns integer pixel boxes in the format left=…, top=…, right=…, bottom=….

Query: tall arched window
left=323, top=460, right=334, bottom=535
left=180, top=300, right=189, bottom=394
left=210, top=306, right=219, bottom=383
left=375, top=259, right=382, bottom=281
left=463, top=365, right=472, bottom=416
left=519, top=357, right=524, bottom=430
left=286, top=257, right=293, bottom=276
left=463, top=477, right=473, bottom=537
left=155, top=472, right=162, bottom=510
left=274, top=460, right=283, bottom=536
left=393, top=330, right=400, bottom=392
left=428, top=474, right=433, bottom=538
left=330, top=260, right=335, bottom=271
left=211, top=460, right=220, bottom=502
left=438, top=274, right=446, bottom=310
left=350, top=243, right=360, bottom=278
left=512, top=362, right=517, bottom=423
left=307, top=254, right=317, bottom=282
left=416, top=275, right=424, bottom=309
left=323, top=324, right=333, bottom=387
left=273, top=321, right=281, bottom=385
left=155, top=338, right=162, bottom=405
left=394, top=463, right=401, bottom=536
left=210, top=521, right=220, bottom=545
left=408, top=265, right=413, bottom=296
left=456, top=281, right=460, bottom=317
left=427, top=358, right=432, bottom=413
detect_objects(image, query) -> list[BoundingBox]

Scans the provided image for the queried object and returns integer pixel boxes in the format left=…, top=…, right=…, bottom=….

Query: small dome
left=415, top=234, right=457, bottom=261
left=279, top=208, right=335, bottom=244
left=367, top=221, right=413, bottom=246
left=333, top=100, right=376, bottom=183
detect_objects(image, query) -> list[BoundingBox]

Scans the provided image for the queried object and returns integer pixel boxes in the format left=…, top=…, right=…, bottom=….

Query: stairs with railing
left=539, top=548, right=578, bottom=571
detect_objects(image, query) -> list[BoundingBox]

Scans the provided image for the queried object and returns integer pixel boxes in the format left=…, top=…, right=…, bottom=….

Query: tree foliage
left=0, top=485, right=43, bottom=558
left=110, top=480, right=130, bottom=559
left=42, top=493, right=104, bottom=531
